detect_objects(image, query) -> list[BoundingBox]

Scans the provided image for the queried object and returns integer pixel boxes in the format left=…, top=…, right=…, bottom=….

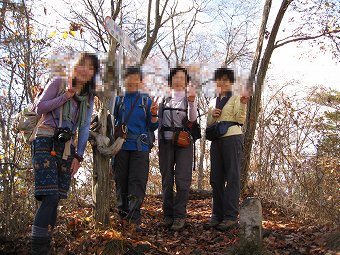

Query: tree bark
left=0, top=0, right=8, bottom=35
left=197, top=137, right=206, bottom=190
left=91, top=24, right=118, bottom=226
left=92, top=138, right=111, bottom=226
left=241, top=0, right=293, bottom=195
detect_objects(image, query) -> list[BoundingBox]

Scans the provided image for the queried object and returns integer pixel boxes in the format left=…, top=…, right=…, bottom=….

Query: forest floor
left=0, top=192, right=339, bottom=255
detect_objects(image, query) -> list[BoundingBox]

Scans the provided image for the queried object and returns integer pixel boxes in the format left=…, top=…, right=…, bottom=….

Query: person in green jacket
left=206, top=67, right=249, bottom=231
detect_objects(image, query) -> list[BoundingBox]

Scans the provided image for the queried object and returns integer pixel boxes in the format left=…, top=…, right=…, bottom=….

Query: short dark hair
left=124, top=66, right=143, bottom=81
left=214, top=67, right=235, bottom=83
left=168, top=67, right=190, bottom=87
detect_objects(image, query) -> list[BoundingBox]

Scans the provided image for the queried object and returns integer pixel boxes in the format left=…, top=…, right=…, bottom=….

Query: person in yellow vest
left=206, top=67, right=249, bottom=231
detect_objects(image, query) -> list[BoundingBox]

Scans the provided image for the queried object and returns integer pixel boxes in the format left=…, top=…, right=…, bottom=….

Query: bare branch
left=275, top=29, right=340, bottom=48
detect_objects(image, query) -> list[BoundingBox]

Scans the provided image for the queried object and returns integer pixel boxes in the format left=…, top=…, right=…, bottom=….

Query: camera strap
left=59, top=104, right=63, bottom=127
left=50, top=105, right=64, bottom=128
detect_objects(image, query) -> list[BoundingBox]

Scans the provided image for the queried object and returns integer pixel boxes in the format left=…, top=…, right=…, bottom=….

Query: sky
left=24, top=0, right=339, bottom=92
left=270, top=45, right=339, bottom=90
left=266, top=0, right=339, bottom=90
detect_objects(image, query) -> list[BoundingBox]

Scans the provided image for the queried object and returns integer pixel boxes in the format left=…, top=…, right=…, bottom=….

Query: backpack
left=13, top=80, right=65, bottom=143
left=159, top=97, right=201, bottom=142
left=13, top=106, right=41, bottom=142
left=159, top=96, right=202, bottom=170
left=115, top=95, right=156, bottom=150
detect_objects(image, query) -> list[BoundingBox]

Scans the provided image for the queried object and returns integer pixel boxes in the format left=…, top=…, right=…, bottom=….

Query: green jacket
left=207, top=95, right=247, bottom=137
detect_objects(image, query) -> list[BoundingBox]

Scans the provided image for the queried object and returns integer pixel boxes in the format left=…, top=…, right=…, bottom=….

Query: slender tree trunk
left=91, top=37, right=117, bottom=226
left=241, top=0, right=293, bottom=195
left=92, top=137, right=111, bottom=226
left=197, top=137, right=206, bottom=190
left=0, top=0, right=8, bottom=35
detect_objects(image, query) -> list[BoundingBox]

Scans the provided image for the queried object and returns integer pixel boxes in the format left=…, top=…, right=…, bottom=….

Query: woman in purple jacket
left=30, top=53, right=99, bottom=254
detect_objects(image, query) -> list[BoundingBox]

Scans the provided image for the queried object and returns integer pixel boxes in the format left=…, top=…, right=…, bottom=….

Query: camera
left=54, top=127, right=72, bottom=143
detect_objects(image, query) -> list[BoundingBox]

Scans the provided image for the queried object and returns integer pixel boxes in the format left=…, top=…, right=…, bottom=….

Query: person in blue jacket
left=113, top=66, right=158, bottom=227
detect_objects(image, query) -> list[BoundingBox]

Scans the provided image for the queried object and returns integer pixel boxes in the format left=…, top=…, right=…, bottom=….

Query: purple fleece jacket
left=36, top=77, right=94, bottom=157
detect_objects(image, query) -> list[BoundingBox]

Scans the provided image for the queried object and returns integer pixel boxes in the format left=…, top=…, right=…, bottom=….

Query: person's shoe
left=170, top=218, right=185, bottom=231
left=31, top=236, right=51, bottom=255
left=215, top=220, right=238, bottom=231
left=204, top=218, right=221, bottom=229
left=162, top=217, right=174, bottom=228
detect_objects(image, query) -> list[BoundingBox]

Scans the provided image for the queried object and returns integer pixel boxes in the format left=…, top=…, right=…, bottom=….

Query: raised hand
left=150, top=97, right=159, bottom=116
left=187, top=86, right=196, bottom=102
left=240, top=95, right=250, bottom=104
left=240, top=88, right=250, bottom=104
left=65, top=88, right=75, bottom=99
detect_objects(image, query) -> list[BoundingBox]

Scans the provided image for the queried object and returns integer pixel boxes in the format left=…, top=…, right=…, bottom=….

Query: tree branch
left=275, top=29, right=340, bottom=49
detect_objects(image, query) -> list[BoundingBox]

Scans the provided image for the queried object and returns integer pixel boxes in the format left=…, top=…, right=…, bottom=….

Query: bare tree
left=216, top=0, right=259, bottom=67
left=241, top=0, right=340, bottom=194
left=0, top=0, right=53, bottom=236
left=250, top=82, right=339, bottom=222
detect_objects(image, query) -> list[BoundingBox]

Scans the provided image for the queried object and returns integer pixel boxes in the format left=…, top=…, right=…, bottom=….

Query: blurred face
left=171, top=71, right=186, bottom=91
left=73, top=56, right=95, bottom=90
left=125, top=74, right=141, bottom=92
left=216, top=75, right=232, bottom=95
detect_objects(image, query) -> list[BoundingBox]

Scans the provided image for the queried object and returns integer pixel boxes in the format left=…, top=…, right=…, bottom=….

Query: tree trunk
left=197, top=137, right=206, bottom=190
left=91, top=39, right=117, bottom=226
left=92, top=142, right=111, bottom=226
left=241, top=0, right=293, bottom=195
left=0, top=0, right=8, bottom=35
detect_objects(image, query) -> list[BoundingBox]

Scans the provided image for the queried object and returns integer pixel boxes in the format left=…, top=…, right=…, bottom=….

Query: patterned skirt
left=32, top=137, right=75, bottom=200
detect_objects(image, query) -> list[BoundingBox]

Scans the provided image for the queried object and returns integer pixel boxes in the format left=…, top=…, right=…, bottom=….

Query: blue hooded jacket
left=114, top=92, right=158, bottom=151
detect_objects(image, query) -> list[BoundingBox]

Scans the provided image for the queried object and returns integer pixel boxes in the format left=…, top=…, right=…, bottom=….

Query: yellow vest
left=207, top=95, right=247, bottom=137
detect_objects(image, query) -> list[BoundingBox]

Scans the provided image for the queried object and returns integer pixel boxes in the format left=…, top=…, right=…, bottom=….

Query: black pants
left=159, top=139, right=193, bottom=219
left=210, top=135, right=243, bottom=221
left=113, top=150, right=149, bottom=224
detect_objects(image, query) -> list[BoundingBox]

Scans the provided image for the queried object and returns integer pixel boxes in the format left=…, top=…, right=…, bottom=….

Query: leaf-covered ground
left=1, top=194, right=339, bottom=254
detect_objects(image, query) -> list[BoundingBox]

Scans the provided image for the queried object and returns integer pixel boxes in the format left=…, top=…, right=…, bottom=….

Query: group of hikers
left=29, top=52, right=249, bottom=254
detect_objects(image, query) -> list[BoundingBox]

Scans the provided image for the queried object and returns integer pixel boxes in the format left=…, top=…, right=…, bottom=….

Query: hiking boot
left=170, top=218, right=185, bottom=231
left=215, top=220, right=238, bottom=231
left=31, top=236, right=51, bottom=255
left=162, top=217, right=174, bottom=227
left=204, top=218, right=221, bottom=229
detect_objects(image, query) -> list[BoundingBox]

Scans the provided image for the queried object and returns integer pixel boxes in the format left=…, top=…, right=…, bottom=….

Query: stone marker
left=239, top=197, right=263, bottom=248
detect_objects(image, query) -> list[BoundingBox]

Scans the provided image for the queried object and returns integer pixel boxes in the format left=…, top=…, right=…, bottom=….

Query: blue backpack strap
left=141, top=95, right=156, bottom=150
left=114, top=96, right=125, bottom=124
left=141, top=95, right=148, bottom=118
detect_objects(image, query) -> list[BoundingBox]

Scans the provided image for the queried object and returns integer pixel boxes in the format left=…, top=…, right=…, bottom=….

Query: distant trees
left=250, top=83, right=339, bottom=222
left=0, top=0, right=53, bottom=236
left=241, top=0, right=340, bottom=195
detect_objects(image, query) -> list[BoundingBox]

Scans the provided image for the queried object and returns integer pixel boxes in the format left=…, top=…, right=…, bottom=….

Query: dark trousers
left=113, top=150, right=149, bottom=224
left=33, top=195, right=59, bottom=229
left=210, top=135, right=243, bottom=221
left=159, top=139, right=193, bottom=219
